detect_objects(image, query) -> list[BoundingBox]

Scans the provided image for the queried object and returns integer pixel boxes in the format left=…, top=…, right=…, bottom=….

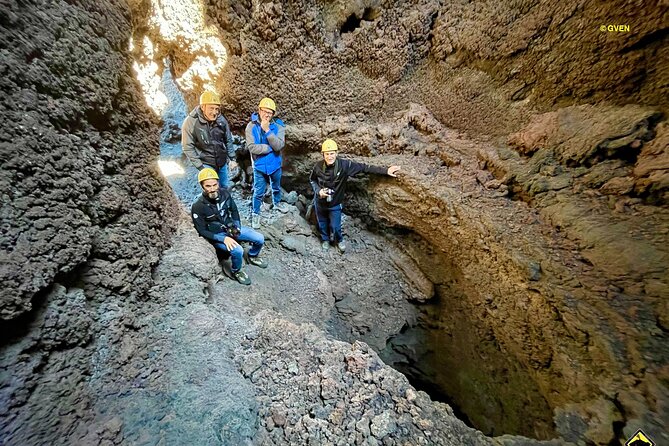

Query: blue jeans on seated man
left=314, top=201, right=342, bottom=243
left=252, top=168, right=282, bottom=215
left=212, top=226, right=264, bottom=272
left=202, top=164, right=230, bottom=189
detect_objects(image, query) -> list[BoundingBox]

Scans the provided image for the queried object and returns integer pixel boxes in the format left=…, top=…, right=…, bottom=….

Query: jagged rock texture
left=0, top=0, right=178, bottom=320
left=268, top=103, right=668, bottom=443
left=138, top=0, right=667, bottom=134
left=0, top=0, right=177, bottom=443
left=1, top=0, right=667, bottom=445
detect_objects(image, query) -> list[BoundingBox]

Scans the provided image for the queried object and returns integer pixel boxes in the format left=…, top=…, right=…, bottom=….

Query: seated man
left=191, top=168, right=268, bottom=285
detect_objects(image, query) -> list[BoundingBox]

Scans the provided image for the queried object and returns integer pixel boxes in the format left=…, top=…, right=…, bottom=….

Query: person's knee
left=255, top=233, right=265, bottom=245
left=252, top=176, right=264, bottom=195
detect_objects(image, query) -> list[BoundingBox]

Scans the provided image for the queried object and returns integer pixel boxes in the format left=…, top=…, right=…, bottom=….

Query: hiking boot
left=232, top=269, right=251, bottom=285
left=273, top=202, right=290, bottom=213
left=251, top=214, right=261, bottom=229
left=321, top=241, right=330, bottom=251
left=336, top=241, right=347, bottom=253
left=247, top=255, right=268, bottom=268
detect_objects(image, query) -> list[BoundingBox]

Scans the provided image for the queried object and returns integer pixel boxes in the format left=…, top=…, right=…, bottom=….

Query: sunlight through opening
left=158, top=160, right=185, bottom=177
left=131, top=0, right=228, bottom=115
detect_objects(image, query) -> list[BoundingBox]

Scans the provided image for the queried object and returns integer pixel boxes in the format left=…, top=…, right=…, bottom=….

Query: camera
left=228, top=225, right=241, bottom=238
left=325, top=188, right=333, bottom=202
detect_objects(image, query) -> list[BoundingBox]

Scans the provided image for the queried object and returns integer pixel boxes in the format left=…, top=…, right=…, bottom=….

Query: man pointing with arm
left=310, top=139, right=401, bottom=253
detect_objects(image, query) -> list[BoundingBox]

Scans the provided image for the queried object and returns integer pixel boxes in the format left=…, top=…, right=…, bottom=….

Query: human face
left=201, top=178, right=219, bottom=199
left=202, top=104, right=220, bottom=121
left=323, top=150, right=337, bottom=166
left=258, top=107, right=274, bottom=121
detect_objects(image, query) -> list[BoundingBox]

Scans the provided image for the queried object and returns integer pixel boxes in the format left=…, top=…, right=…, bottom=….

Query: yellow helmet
left=200, top=91, right=221, bottom=105
left=197, top=168, right=219, bottom=184
left=321, top=139, right=338, bottom=152
left=258, top=97, right=276, bottom=112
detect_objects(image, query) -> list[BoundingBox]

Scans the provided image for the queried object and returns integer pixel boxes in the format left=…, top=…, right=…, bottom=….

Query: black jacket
left=309, top=158, right=387, bottom=207
left=182, top=107, right=235, bottom=170
left=191, top=188, right=240, bottom=242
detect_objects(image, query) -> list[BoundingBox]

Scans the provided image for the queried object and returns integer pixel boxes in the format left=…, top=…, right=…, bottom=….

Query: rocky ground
left=2, top=0, right=667, bottom=445
left=18, top=198, right=566, bottom=446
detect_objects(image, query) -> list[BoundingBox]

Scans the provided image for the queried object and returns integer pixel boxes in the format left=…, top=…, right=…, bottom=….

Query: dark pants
left=314, top=200, right=343, bottom=243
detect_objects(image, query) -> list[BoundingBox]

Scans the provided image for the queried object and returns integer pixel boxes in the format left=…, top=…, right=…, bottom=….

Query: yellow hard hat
left=321, top=139, right=338, bottom=152
left=258, top=97, right=276, bottom=112
left=197, top=168, right=219, bottom=184
left=200, top=91, right=221, bottom=105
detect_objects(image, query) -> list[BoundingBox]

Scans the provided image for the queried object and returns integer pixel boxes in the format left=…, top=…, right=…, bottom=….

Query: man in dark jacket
left=245, top=97, right=287, bottom=229
left=182, top=91, right=237, bottom=189
left=309, top=139, right=401, bottom=253
left=191, top=168, right=268, bottom=285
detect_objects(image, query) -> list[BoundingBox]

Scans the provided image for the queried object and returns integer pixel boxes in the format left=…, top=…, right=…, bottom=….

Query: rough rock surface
left=134, top=0, right=667, bottom=136
left=237, top=313, right=547, bottom=446
left=0, top=0, right=178, bottom=320
left=255, top=103, right=667, bottom=442
left=2, top=207, right=568, bottom=445
left=0, top=0, right=176, bottom=443
left=2, top=1, right=668, bottom=446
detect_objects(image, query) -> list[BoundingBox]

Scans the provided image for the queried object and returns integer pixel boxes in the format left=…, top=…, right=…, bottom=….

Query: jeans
left=253, top=168, right=282, bottom=214
left=314, top=201, right=343, bottom=243
left=203, top=164, right=230, bottom=189
left=213, top=226, right=264, bottom=272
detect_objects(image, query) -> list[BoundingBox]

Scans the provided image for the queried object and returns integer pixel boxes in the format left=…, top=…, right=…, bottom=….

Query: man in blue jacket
left=310, top=139, right=401, bottom=253
left=191, top=168, right=268, bottom=285
left=182, top=91, right=237, bottom=189
left=245, top=97, right=287, bottom=229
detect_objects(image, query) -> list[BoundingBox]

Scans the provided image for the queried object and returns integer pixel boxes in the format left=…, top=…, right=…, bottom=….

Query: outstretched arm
left=343, top=159, right=388, bottom=177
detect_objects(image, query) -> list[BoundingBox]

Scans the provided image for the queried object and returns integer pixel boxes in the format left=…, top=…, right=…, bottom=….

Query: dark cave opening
left=378, top=290, right=556, bottom=440
left=340, top=14, right=362, bottom=34
left=283, top=162, right=557, bottom=440
left=340, top=7, right=379, bottom=34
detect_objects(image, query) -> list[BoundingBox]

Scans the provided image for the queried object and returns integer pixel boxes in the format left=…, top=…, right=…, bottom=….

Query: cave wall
left=136, top=0, right=667, bottom=137
left=0, top=0, right=178, bottom=442
left=163, top=4, right=665, bottom=439
left=274, top=103, right=668, bottom=443
left=0, top=0, right=664, bottom=444
left=0, top=0, right=178, bottom=320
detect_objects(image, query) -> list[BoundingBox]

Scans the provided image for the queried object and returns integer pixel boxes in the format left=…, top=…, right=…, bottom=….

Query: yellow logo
left=600, top=24, right=630, bottom=32
left=625, top=429, right=655, bottom=446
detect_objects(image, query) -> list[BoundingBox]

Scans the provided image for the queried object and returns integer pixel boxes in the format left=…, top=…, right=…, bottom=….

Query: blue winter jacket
left=244, top=112, right=286, bottom=175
